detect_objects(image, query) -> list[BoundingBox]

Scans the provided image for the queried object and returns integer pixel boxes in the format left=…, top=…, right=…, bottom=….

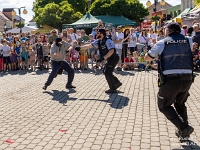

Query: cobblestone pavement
left=0, top=69, right=200, bottom=150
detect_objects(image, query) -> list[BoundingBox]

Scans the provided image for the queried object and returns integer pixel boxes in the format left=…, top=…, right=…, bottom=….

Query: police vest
left=160, top=33, right=193, bottom=72
left=97, top=37, right=116, bottom=59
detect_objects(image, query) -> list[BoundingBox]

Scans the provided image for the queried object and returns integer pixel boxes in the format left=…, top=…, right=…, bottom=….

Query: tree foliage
left=89, top=0, right=149, bottom=22
left=194, top=0, right=200, bottom=5
left=33, top=0, right=86, bottom=29
left=33, top=0, right=149, bottom=29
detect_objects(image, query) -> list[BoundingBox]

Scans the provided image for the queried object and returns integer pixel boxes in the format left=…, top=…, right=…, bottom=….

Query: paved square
left=0, top=70, right=200, bottom=150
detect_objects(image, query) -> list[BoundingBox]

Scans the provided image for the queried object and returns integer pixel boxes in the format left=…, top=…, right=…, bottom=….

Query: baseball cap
left=166, top=22, right=181, bottom=32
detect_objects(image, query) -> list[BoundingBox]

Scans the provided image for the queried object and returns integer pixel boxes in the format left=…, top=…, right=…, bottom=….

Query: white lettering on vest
left=166, top=40, right=187, bottom=44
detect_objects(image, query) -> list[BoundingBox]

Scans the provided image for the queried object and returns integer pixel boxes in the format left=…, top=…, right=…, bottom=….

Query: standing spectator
left=128, top=28, right=137, bottom=54
left=192, top=24, right=200, bottom=47
left=106, top=28, right=112, bottom=39
left=122, top=29, right=130, bottom=64
left=192, top=42, right=199, bottom=71
left=42, top=41, right=50, bottom=69
left=80, top=29, right=89, bottom=42
left=21, top=32, right=27, bottom=41
left=148, top=28, right=157, bottom=50
left=61, top=29, right=72, bottom=44
left=0, top=39, right=11, bottom=72
left=10, top=49, right=18, bottom=71
left=157, top=29, right=165, bottom=41
left=48, top=29, right=58, bottom=44
left=28, top=47, right=36, bottom=71
left=20, top=41, right=29, bottom=70
left=30, top=35, right=35, bottom=45
left=69, top=28, right=79, bottom=45
left=138, top=29, right=149, bottom=45
left=7, top=32, right=13, bottom=42
left=35, top=38, right=44, bottom=70
left=114, top=26, right=124, bottom=71
left=182, top=25, right=188, bottom=36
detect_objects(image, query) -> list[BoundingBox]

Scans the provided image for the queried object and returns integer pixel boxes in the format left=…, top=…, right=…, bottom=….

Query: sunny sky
left=0, top=0, right=182, bottom=23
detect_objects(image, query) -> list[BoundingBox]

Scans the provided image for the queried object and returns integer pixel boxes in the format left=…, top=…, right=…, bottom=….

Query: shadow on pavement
left=43, top=89, right=77, bottom=106
left=80, top=93, right=129, bottom=109
left=114, top=70, right=135, bottom=76
left=172, top=140, right=200, bottom=150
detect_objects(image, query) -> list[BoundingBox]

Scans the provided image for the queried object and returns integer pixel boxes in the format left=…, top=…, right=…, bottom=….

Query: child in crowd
left=35, top=38, right=44, bottom=70
left=133, top=51, right=139, bottom=68
left=71, top=41, right=79, bottom=70
left=80, top=48, right=88, bottom=70
left=28, top=48, right=36, bottom=71
left=42, top=41, right=50, bottom=69
left=87, top=34, right=96, bottom=68
left=138, top=52, right=146, bottom=71
left=123, top=53, right=135, bottom=70
left=20, top=41, right=29, bottom=70
left=10, top=49, right=18, bottom=71
left=14, top=37, right=21, bottom=69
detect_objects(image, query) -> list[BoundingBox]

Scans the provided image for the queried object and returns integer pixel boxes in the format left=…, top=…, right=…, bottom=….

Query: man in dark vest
left=144, top=22, right=194, bottom=142
left=43, top=38, right=76, bottom=90
left=79, top=29, right=122, bottom=93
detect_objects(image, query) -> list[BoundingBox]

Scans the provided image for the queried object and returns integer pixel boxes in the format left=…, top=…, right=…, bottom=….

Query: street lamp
left=12, top=7, right=28, bottom=33
left=88, top=0, right=91, bottom=11
left=146, top=0, right=165, bottom=32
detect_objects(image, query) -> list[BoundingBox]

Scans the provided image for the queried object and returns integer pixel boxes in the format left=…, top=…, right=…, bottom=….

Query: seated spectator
left=192, top=42, right=199, bottom=70
left=138, top=52, right=146, bottom=71
left=123, top=53, right=135, bottom=70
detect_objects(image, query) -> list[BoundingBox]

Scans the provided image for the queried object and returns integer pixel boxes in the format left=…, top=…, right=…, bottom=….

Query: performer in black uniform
left=79, top=29, right=122, bottom=93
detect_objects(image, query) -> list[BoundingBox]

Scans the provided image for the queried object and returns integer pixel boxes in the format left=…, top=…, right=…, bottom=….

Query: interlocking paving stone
left=0, top=70, right=200, bottom=150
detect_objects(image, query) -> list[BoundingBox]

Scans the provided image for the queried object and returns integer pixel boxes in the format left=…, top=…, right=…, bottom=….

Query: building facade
left=0, top=11, right=13, bottom=32
left=145, top=0, right=172, bottom=20
left=181, top=0, right=194, bottom=11
left=167, top=5, right=181, bottom=18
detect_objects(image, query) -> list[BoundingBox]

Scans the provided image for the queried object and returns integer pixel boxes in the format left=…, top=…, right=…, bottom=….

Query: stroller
left=136, top=43, right=147, bottom=54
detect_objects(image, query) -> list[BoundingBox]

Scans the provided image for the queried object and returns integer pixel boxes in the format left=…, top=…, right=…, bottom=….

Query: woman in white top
left=138, top=29, right=149, bottom=44
left=148, top=28, right=157, bottom=50
left=128, top=28, right=137, bottom=53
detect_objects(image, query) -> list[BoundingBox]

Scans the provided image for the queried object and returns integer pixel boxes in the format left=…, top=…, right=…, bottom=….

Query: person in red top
left=123, top=53, right=135, bottom=70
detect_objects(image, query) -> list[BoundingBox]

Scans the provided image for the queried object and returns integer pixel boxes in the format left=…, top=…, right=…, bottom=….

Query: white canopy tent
left=6, top=26, right=38, bottom=33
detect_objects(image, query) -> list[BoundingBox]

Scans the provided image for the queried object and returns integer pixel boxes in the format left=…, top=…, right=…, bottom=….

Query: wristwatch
left=104, top=56, right=107, bottom=60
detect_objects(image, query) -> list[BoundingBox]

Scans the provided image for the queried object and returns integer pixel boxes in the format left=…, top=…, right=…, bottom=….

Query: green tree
left=34, top=3, right=61, bottom=28
left=194, top=0, right=200, bottom=5
left=33, top=0, right=85, bottom=29
left=90, top=0, right=149, bottom=23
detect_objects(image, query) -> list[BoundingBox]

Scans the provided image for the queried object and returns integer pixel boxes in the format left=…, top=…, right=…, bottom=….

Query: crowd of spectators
left=0, top=20, right=200, bottom=74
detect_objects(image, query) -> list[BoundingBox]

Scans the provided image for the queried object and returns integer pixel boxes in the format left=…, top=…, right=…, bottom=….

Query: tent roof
left=62, top=13, right=138, bottom=29
left=72, top=13, right=99, bottom=24
left=174, top=8, right=192, bottom=19
left=62, top=13, right=99, bottom=28
left=6, top=26, right=38, bottom=33
left=190, top=3, right=200, bottom=12
left=95, top=15, right=138, bottom=26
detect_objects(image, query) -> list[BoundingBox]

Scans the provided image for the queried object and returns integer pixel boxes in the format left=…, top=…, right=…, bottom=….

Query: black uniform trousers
left=45, top=60, right=74, bottom=87
left=103, top=54, right=121, bottom=90
left=157, top=76, right=193, bottom=131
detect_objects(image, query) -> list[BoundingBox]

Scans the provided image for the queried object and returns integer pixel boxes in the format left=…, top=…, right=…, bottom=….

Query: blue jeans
left=45, top=60, right=74, bottom=87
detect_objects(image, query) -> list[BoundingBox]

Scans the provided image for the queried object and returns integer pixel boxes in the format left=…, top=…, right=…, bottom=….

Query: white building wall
left=181, top=0, right=194, bottom=11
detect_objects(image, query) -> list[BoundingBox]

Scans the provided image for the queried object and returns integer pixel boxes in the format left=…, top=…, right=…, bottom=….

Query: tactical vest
left=160, top=33, right=193, bottom=73
left=98, top=37, right=116, bottom=59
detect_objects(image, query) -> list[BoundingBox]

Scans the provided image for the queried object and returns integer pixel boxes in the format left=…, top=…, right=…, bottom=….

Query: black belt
left=164, top=74, right=193, bottom=81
